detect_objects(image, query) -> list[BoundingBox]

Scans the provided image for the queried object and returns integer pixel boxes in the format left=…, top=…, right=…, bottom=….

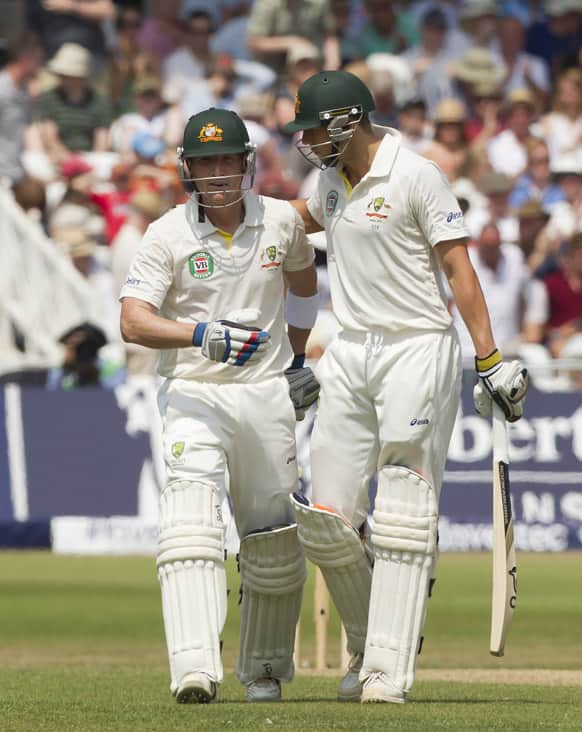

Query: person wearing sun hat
left=33, top=43, right=111, bottom=163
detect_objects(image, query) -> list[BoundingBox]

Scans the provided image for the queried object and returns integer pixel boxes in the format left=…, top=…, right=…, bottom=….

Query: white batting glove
left=193, top=309, right=271, bottom=366
left=284, top=354, right=320, bottom=420
left=474, top=350, right=528, bottom=423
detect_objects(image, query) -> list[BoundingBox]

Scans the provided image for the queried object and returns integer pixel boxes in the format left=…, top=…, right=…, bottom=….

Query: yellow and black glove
left=474, top=349, right=529, bottom=423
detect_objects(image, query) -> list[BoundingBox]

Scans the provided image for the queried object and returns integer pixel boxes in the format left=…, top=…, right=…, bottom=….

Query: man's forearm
left=450, top=269, right=496, bottom=358
left=121, top=304, right=195, bottom=349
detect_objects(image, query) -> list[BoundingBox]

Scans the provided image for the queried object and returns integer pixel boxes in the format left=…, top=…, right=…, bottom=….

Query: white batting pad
left=157, top=480, right=227, bottom=692
left=236, top=524, right=306, bottom=684
left=291, top=494, right=372, bottom=655
left=362, top=466, right=437, bottom=692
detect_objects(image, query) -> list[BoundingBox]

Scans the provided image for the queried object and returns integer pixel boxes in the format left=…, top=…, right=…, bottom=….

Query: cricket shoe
left=245, top=678, right=281, bottom=702
left=361, top=672, right=407, bottom=704
left=337, top=652, right=363, bottom=702
left=175, top=672, right=217, bottom=704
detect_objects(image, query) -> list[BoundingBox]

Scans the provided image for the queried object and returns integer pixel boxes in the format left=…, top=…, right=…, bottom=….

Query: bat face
left=490, top=408, right=517, bottom=657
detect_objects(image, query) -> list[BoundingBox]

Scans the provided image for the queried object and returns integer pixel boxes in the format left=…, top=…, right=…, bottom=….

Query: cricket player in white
left=286, top=71, right=529, bottom=703
left=120, top=108, right=320, bottom=704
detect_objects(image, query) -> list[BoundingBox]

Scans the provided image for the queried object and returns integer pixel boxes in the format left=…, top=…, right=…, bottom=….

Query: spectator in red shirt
left=544, top=233, right=582, bottom=358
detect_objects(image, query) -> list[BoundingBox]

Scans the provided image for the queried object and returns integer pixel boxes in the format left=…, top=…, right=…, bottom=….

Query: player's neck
left=340, top=130, right=382, bottom=187
left=204, top=203, right=244, bottom=234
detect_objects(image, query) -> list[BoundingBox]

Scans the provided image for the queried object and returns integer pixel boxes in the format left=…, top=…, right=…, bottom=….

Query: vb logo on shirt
left=189, top=251, right=215, bottom=279
left=326, top=190, right=339, bottom=216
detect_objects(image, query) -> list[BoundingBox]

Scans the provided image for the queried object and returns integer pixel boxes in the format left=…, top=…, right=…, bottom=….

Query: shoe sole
left=361, top=693, right=407, bottom=704
left=176, top=686, right=216, bottom=704
left=337, top=689, right=362, bottom=702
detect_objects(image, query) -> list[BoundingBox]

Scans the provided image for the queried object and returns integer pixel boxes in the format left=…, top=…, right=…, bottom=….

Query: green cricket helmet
left=177, top=107, right=256, bottom=207
left=284, top=70, right=376, bottom=169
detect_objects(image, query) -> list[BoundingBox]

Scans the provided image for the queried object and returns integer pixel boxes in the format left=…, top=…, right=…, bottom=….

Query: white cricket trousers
left=310, top=328, right=462, bottom=527
left=157, top=376, right=298, bottom=537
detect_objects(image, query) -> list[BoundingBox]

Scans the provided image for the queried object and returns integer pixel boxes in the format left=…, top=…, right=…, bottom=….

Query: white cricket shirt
left=307, top=126, right=469, bottom=334
left=120, top=193, right=314, bottom=382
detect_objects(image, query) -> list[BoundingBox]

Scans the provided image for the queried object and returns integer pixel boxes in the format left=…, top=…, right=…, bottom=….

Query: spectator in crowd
left=162, top=9, right=214, bottom=102
left=109, top=3, right=161, bottom=115
left=330, top=0, right=362, bottom=66
left=456, top=0, right=499, bottom=52
left=544, top=155, right=582, bottom=248
left=211, top=0, right=252, bottom=61
left=463, top=79, right=504, bottom=149
left=46, top=321, right=120, bottom=390
left=450, top=46, right=506, bottom=105
left=247, top=0, right=340, bottom=74
left=26, top=0, right=115, bottom=71
left=109, top=75, right=182, bottom=160
left=403, top=7, right=452, bottom=91
left=543, top=233, right=582, bottom=358
left=526, top=0, right=582, bottom=74
left=111, top=189, right=165, bottom=375
left=449, top=221, right=546, bottom=361
left=479, top=171, right=519, bottom=244
left=0, top=32, right=44, bottom=184
left=33, top=43, right=111, bottom=165
left=137, top=0, right=183, bottom=62
left=424, top=97, right=470, bottom=182
left=492, top=8, right=550, bottom=105
left=274, top=42, right=322, bottom=137
left=354, top=0, right=418, bottom=57
left=487, top=88, right=537, bottom=179
left=515, top=199, right=552, bottom=273
left=540, top=67, right=582, bottom=164
left=397, top=97, right=431, bottom=154
left=509, top=138, right=566, bottom=212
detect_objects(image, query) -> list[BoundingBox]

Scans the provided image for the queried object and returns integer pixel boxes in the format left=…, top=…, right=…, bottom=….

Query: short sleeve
left=306, top=186, right=325, bottom=228
left=411, top=161, right=469, bottom=247
left=119, top=224, right=174, bottom=308
left=283, top=206, right=316, bottom=272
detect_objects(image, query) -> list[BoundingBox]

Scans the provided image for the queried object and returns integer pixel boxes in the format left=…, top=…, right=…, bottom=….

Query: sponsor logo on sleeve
left=445, top=210, right=464, bottom=224
left=189, top=250, right=215, bottom=279
left=125, top=276, right=142, bottom=286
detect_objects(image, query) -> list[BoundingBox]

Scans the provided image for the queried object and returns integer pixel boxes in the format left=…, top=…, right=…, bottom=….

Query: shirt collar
left=367, top=125, right=402, bottom=179
left=185, top=192, right=263, bottom=239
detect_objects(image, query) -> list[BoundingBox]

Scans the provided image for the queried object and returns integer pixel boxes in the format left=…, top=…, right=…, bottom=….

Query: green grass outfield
left=0, top=551, right=580, bottom=731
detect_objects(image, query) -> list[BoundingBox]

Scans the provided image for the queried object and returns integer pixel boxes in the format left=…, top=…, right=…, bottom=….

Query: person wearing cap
left=33, top=43, right=112, bottom=164
left=109, top=74, right=182, bottom=158
left=397, top=97, right=431, bottom=154
left=543, top=155, right=582, bottom=250
left=471, top=170, right=519, bottom=244
left=516, top=199, right=552, bottom=273
left=487, top=87, right=537, bottom=178
left=457, top=0, right=499, bottom=50
left=284, top=70, right=528, bottom=704
left=120, top=107, right=319, bottom=704
left=402, top=7, right=453, bottom=88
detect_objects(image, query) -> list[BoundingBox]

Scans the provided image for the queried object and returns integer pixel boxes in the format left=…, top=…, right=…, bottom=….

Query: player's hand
left=474, top=350, right=528, bottom=423
left=284, top=355, right=320, bottom=420
left=193, top=309, right=271, bottom=366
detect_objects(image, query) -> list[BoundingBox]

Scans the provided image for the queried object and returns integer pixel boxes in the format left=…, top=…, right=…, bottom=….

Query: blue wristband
left=290, top=353, right=305, bottom=369
left=193, top=322, right=207, bottom=347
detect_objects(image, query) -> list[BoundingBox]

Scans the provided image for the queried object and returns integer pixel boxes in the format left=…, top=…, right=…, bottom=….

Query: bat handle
left=492, top=404, right=508, bottom=463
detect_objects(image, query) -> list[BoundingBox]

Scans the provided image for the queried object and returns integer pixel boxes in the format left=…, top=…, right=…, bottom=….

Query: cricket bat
left=490, top=403, right=517, bottom=657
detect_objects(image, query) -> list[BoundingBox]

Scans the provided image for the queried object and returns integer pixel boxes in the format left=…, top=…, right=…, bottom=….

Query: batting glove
left=284, top=354, right=320, bottom=420
left=193, top=309, right=271, bottom=366
left=474, top=349, right=528, bottom=423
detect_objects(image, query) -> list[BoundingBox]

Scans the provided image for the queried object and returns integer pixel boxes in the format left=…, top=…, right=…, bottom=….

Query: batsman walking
left=286, top=71, right=528, bottom=703
left=120, top=108, right=320, bottom=704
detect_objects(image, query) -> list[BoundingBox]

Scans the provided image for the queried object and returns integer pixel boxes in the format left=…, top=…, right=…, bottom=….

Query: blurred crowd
left=1, top=0, right=582, bottom=388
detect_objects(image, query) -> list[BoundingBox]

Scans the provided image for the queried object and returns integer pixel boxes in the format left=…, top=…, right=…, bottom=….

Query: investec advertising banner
left=0, top=378, right=581, bottom=552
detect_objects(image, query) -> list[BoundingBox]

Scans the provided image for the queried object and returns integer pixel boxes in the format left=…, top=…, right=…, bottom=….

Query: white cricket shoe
left=245, top=678, right=281, bottom=702
left=361, top=672, right=407, bottom=704
left=337, top=652, right=364, bottom=702
left=175, top=672, right=217, bottom=704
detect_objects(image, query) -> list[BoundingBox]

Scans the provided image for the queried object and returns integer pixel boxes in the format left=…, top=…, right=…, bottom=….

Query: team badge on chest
left=189, top=250, right=215, bottom=279
left=261, top=244, right=281, bottom=269
left=325, top=190, right=339, bottom=217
